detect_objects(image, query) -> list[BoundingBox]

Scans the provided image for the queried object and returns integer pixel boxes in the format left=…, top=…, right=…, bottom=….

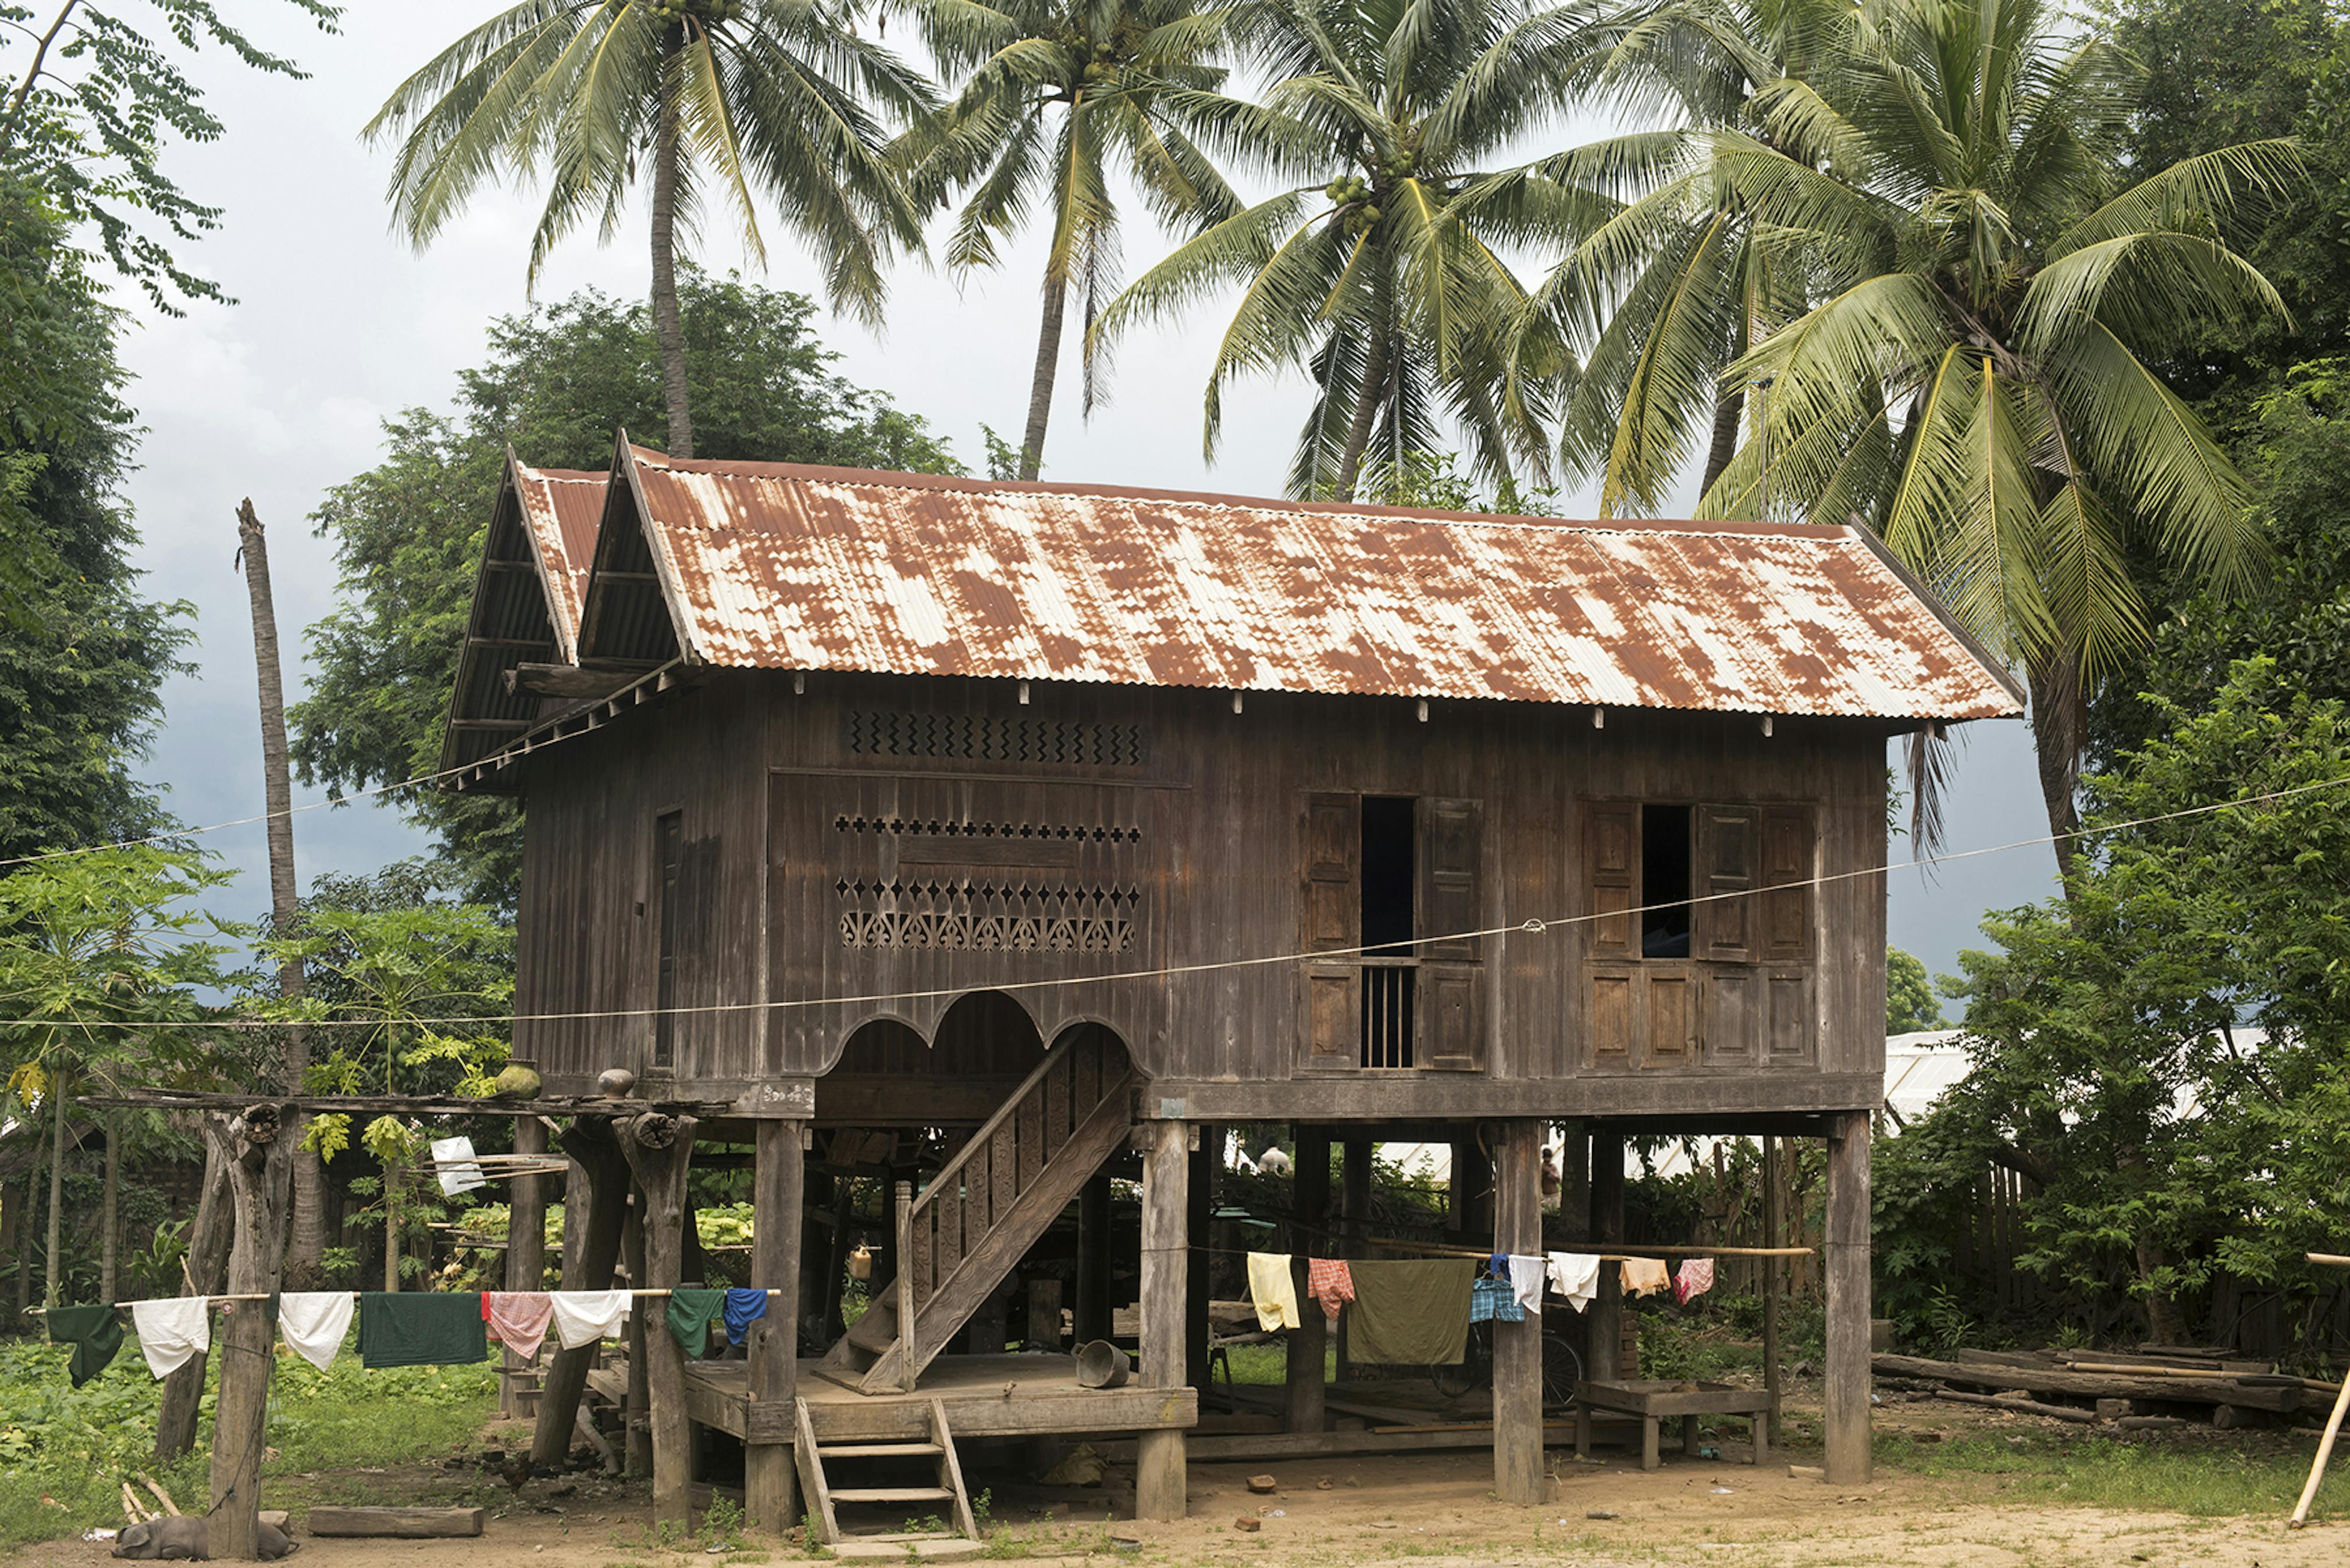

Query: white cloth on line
left=1245, top=1252, right=1302, bottom=1331
left=277, top=1291, right=355, bottom=1372
left=1507, top=1253, right=1547, bottom=1316
left=1546, top=1251, right=1602, bottom=1312
left=549, top=1289, right=633, bottom=1350
left=132, top=1297, right=211, bottom=1378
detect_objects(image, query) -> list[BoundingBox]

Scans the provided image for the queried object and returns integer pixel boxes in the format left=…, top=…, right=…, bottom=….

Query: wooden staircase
left=818, top=1033, right=1134, bottom=1396
left=795, top=1396, right=979, bottom=1552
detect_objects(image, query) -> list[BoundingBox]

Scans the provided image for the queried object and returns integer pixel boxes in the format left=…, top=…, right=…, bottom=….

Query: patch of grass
left=1219, top=1341, right=1335, bottom=1386
left=1880, top=1428, right=2349, bottom=1519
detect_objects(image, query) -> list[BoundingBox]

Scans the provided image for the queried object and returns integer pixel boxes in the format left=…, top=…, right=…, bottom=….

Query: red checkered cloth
left=1306, top=1259, right=1356, bottom=1323
left=1674, top=1256, right=1715, bottom=1306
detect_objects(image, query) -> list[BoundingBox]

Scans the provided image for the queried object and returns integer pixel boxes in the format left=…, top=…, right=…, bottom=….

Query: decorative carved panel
left=844, top=710, right=1147, bottom=767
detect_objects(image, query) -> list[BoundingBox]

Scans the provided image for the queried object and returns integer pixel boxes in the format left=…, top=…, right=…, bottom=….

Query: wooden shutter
left=1305, top=968, right=1361, bottom=1065
left=1302, top=793, right=1361, bottom=952
left=1694, top=805, right=1759, bottom=961
left=1643, top=972, right=1694, bottom=1067
left=1416, top=797, right=1483, bottom=962
left=1420, top=965, right=1485, bottom=1071
left=1589, top=972, right=1636, bottom=1067
left=1587, top=804, right=1638, bottom=958
left=1767, top=969, right=1815, bottom=1060
left=1701, top=968, right=1757, bottom=1064
left=1761, top=806, right=1815, bottom=961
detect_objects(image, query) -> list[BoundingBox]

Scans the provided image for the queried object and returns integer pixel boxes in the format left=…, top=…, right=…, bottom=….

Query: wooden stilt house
left=440, top=437, right=2023, bottom=1535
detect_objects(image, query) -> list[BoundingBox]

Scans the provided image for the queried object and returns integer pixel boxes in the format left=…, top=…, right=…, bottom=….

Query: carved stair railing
left=817, top=1031, right=1134, bottom=1396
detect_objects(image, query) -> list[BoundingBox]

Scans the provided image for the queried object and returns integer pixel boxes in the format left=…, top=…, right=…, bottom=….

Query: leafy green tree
left=0, top=179, right=191, bottom=860
left=0, top=847, right=237, bottom=1307
left=888, top=0, right=1239, bottom=479
left=1884, top=946, right=1940, bottom=1034
left=0, top=0, right=339, bottom=309
left=368, top=0, right=933, bottom=457
left=1915, top=657, right=2350, bottom=1347
left=1092, top=0, right=1593, bottom=499
left=289, top=275, right=964, bottom=909
left=1546, top=0, right=2295, bottom=879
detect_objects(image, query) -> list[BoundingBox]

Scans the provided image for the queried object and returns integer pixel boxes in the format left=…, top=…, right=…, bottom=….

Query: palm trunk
left=2027, top=653, right=2084, bottom=900
left=649, top=52, right=694, bottom=460
left=1020, top=271, right=1069, bottom=481
left=99, top=1113, right=117, bottom=1303
left=1333, top=279, right=1394, bottom=503
left=43, top=1073, right=65, bottom=1308
left=237, top=498, right=324, bottom=1287
left=1701, top=384, right=1746, bottom=497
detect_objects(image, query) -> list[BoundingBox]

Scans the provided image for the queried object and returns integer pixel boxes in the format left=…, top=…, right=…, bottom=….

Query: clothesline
left=1357, top=1236, right=1814, bottom=1261
left=25, top=1287, right=785, bottom=1314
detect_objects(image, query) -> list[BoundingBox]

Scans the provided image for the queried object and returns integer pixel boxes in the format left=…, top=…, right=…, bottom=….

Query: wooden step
left=846, top=1300, right=899, bottom=1354
left=820, top=1442, right=944, bottom=1459
left=829, top=1487, right=956, bottom=1505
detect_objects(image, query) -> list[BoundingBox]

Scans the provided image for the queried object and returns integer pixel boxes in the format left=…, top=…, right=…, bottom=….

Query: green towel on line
left=1344, top=1259, right=1476, bottom=1366
left=665, top=1289, right=727, bottom=1357
left=47, top=1303, right=123, bottom=1387
left=358, top=1292, right=486, bottom=1370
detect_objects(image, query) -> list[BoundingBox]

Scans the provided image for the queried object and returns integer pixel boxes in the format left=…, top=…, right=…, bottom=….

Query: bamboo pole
left=2288, top=1250, right=2350, bottom=1528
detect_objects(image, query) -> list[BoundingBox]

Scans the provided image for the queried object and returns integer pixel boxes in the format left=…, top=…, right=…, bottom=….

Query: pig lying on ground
left=111, top=1517, right=297, bottom=1560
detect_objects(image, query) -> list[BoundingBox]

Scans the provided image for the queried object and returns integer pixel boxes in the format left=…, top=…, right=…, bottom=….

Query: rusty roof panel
left=512, top=465, right=608, bottom=662
left=579, top=447, right=2021, bottom=721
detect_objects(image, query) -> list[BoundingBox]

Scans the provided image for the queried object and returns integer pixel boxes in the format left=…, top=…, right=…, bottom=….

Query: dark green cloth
left=1344, top=1259, right=1476, bottom=1366
left=358, top=1292, right=486, bottom=1370
left=46, top=1303, right=124, bottom=1387
left=665, top=1289, right=727, bottom=1357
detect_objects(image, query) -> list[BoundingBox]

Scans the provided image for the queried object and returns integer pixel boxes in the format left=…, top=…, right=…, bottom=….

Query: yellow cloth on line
left=1246, top=1252, right=1302, bottom=1331
left=1620, top=1257, right=1671, bottom=1298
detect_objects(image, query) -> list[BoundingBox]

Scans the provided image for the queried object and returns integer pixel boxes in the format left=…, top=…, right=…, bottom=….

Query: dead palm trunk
left=649, top=41, right=694, bottom=460
left=1019, top=270, right=1070, bottom=480
left=237, top=498, right=323, bottom=1287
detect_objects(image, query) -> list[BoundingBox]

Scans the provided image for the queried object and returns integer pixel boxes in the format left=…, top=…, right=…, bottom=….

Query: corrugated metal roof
left=533, top=445, right=2025, bottom=721
left=512, top=465, right=607, bottom=662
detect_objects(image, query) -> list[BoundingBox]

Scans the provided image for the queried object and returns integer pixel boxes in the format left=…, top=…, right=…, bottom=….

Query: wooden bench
left=1573, top=1379, right=1774, bottom=1471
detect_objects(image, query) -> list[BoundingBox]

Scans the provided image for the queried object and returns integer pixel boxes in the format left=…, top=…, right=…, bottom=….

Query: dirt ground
left=19, top=1403, right=2350, bottom=1567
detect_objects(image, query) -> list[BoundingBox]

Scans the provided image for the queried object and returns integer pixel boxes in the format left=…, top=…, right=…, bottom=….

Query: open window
left=1587, top=801, right=1813, bottom=964
left=1301, top=792, right=1485, bottom=1072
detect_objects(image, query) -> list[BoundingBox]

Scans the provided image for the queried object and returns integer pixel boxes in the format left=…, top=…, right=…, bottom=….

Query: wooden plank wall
left=515, top=668, right=1892, bottom=1115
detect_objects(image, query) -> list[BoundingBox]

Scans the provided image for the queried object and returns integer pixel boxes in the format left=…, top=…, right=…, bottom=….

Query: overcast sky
left=101, top=0, right=2056, bottom=993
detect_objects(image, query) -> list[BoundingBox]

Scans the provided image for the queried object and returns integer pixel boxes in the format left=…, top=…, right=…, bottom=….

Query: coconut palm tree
left=1091, top=0, right=1598, bottom=500
left=1532, top=0, right=2297, bottom=877
left=368, top=1, right=934, bottom=458
left=888, top=0, right=1242, bottom=480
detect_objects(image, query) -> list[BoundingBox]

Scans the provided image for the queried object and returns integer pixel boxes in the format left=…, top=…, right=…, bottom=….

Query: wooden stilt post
left=1761, top=1134, right=1782, bottom=1446
left=746, top=1119, right=804, bottom=1536
left=156, top=1143, right=232, bottom=1461
left=1589, top=1131, right=1625, bottom=1383
left=1338, top=1138, right=1370, bottom=1375
left=533, top=1122, right=629, bottom=1470
left=619, top=1113, right=699, bottom=1527
left=1186, top=1125, right=1215, bottom=1398
left=502, top=1116, right=549, bottom=1419
left=203, top=1106, right=295, bottom=1560
left=1285, top=1127, right=1330, bottom=1435
left=1493, top=1120, right=1545, bottom=1504
left=1823, top=1111, right=1872, bottom=1484
left=1134, top=1119, right=1188, bottom=1521
left=1076, top=1173, right=1112, bottom=1344
left=623, top=1191, right=653, bottom=1478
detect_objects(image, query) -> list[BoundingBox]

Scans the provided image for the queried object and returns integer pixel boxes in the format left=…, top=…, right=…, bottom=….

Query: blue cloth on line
left=722, top=1288, right=769, bottom=1345
left=1469, top=1276, right=1524, bottom=1324
left=1487, top=1252, right=1509, bottom=1278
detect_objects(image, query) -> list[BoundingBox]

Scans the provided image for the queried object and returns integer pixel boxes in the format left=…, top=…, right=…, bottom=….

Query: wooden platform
left=1574, top=1379, right=1774, bottom=1471
left=590, top=1355, right=1199, bottom=1447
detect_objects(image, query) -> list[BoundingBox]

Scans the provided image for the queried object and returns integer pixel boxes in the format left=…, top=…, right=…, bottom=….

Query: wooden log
left=1186, top=1126, right=1215, bottom=1396
left=1284, top=1127, right=1330, bottom=1438
left=745, top=1119, right=803, bottom=1535
left=1929, top=1389, right=2096, bottom=1424
left=156, top=1145, right=231, bottom=1462
left=1823, top=1110, right=1872, bottom=1485
left=307, top=1506, right=485, bottom=1538
left=1491, top=1120, right=1544, bottom=1505
left=1076, top=1173, right=1112, bottom=1344
left=204, top=1108, right=295, bottom=1561
left=1872, top=1355, right=2305, bottom=1412
left=1134, top=1118, right=1188, bottom=1522
left=1761, top=1134, right=1782, bottom=1446
left=533, top=1123, right=629, bottom=1469
left=1338, top=1139, right=1370, bottom=1376
left=619, top=1113, right=699, bottom=1527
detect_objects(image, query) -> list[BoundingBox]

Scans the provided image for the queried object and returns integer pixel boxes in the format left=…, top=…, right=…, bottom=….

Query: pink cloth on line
left=486, top=1292, right=556, bottom=1360
left=1674, top=1257, right=1715, bottom=1306
left=1306, top=1259, right=1356, bottom=1323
